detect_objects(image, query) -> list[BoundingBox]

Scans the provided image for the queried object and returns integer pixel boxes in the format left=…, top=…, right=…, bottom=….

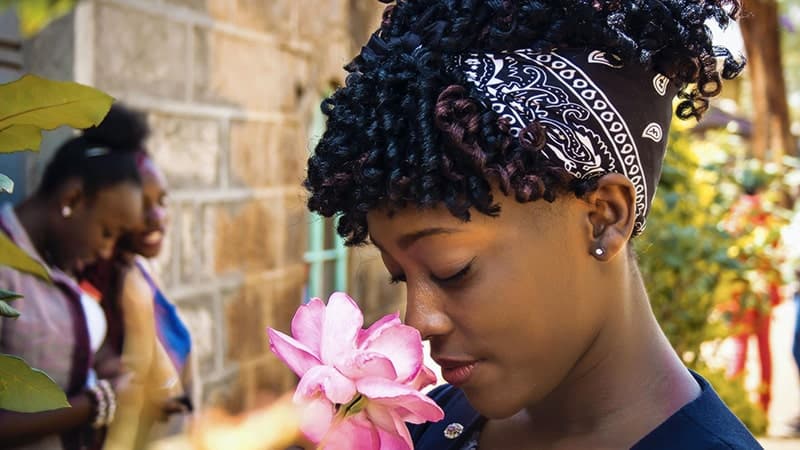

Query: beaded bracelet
left=87, top=384, right=107, bottom=429
left=98, top=379, right=117, bottom=425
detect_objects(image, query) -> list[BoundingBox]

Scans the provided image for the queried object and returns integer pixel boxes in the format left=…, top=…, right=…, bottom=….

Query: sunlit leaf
left=0, top=0, right=79, bottom=37
left=0, top=354, right=69, bottom=412
left=0, top=300, right=20, bottom=318
left=0, top=173, right=13, bottom=193
left=0, top=74, right=113, bottom=153
left=0, top=232, right=50, bottom=282
left=0, top=124, right=42, bottom=153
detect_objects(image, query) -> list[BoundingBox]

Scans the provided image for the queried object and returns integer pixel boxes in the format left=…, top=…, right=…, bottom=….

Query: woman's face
left=367, top=193, right=615, bottom=419
left=55, top=181, right=143, bottom=274
left=128, top=156, right=170, bottom=258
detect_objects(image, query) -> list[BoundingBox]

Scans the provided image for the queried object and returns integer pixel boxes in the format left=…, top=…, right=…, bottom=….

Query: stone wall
left=20, top=0, right=407, bottom=413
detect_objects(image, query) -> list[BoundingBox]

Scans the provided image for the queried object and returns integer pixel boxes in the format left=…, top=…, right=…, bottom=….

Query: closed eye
left=431, top=258, right=475, bottom=285
left=388, top=273, right=407, bottom=284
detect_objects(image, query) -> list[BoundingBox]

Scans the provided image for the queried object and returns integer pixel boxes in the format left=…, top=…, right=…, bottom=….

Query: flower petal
left=363, top=405, right=414, bottom=450
left=292, top=298, right=326, bottom=355
left=321, top=414, right=379, bottom=450
left=320, top=292, right=363, bottom=365
left=337, top=350, right=398, bottom=381
left=376, top=424, right=413, bottom=450
left=357, top=377, right=444, bottom=423
left=408, top=364, right=438, bottom=391
left=360, top=323, right=423, bottom=383
left=267, top=328, right=321, bottom=377
left=357, top=312, right=401, bottom=348
left=299, top=397, right=335, bottom=444
left=296, top=365, right=358, bottom=405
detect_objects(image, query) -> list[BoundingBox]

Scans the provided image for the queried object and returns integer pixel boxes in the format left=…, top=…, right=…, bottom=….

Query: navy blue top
left=410, top=372, right=762, bottom=449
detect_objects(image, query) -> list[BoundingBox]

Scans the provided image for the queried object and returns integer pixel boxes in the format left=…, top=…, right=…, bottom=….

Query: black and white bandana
left=450, top=48, right=680, bottom=235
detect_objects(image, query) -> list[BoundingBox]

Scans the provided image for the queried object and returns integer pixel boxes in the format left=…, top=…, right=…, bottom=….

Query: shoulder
left=633, top=373, right=762, bottom=450
left=120, top=264, right=154, bottom=312
left=409, top=385, right=484, bottom=450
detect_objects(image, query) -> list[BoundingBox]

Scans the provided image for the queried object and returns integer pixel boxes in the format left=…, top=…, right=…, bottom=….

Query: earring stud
left=593, top=247, right=605, bottom=257
left=61, top=205, right=72, bottom=218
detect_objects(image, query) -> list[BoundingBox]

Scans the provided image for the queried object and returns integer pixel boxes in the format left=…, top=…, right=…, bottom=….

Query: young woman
left=0, top=108, right=144, bottom=449
left=81, top=105, right=192, bottom=449
left=304, top=1, right=760, bottom=448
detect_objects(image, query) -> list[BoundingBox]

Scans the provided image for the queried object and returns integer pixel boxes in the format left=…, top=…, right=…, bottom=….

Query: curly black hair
left=305, top=0, right=744, bottom=245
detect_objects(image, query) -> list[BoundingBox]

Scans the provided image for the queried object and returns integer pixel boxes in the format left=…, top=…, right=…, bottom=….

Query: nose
left=98, top=242, right=115, bottom=260
left=404, top=282, right=452, bottom=341
left=146, top=206, right=166, bottom=228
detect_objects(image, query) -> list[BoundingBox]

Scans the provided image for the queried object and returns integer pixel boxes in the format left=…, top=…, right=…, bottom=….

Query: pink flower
left=267, top=292, right=444, bottom=450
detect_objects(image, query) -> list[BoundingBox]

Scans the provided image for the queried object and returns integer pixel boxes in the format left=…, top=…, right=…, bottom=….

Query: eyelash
left=388, top=258, right=475, bottom=286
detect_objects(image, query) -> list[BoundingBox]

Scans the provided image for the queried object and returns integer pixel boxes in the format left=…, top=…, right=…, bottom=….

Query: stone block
left=283, top=191, right=308, bottom=267
left=207, top=0, right=298, bottom=36
left=163, top=0, right=207, bottom=11
left=228, top=120, right=277, bottom=188
left=94, top=3, right=188, bottom=99
left=21, top=11, right=74, bottom=81
left=223, top=280, right=274, bottom=362
left=229, top=119, right=306, bottom=188
left=295, top=0, right=348, bottom=41
left=150, top=213, right=177, bottom=289
left=193, top=28, right=309, bottom=112
left=250, top=357, right=296, bottom=400
left=146, top=113, right=221, bottom=189
left=201, top=370, right=244, bottom=413
left=213, top=200, right=283, bottom=275
left=275, top=123, right=307, bottom=187
left=179, top=203, right=213, bottom=283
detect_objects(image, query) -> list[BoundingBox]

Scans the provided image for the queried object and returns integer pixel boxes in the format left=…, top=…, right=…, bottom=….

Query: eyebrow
left=372, top=227, right=461, bottom=252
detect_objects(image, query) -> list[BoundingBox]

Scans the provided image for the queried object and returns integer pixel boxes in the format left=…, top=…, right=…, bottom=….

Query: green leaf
left=0, top=300, right=20, bottom=318
left=0, top=124, right=42, bottom=153
left=0, top=74, right=113, bottom=153
left=0, top=232, right=50, bottom=282
left=0, top=0, right=79, bottom=38
left=0, top=173, right=13, bottom=194
left=0, top=289, right=22, bottom=302
left=0, top=354, right=69, bottom=412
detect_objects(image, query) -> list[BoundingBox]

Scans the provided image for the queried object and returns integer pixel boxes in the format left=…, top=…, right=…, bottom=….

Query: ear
left=56, top=178, right=86, bottom=215
left=584, top=173, right=636, bottom=260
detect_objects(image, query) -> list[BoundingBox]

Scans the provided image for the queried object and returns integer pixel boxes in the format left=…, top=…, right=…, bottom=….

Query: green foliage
left=0, top=0, right=79, bottom=37
left=0, top=173, right=12, bottom=193
left=636, top=130, right=778, bottom=435
left=0, top=74, right=114, bottom=153
left=0, top=288, right=21, bottom=318
left=0, top=231, right=50, bottom=282
left=636, top=130, right=741, bottom=360
left=0, top=354, right=70, bottom=412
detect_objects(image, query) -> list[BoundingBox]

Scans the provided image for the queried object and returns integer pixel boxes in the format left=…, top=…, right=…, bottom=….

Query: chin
left=132, top=239, right=161, bottom=258
left=461, top=385, right=529, bottom=419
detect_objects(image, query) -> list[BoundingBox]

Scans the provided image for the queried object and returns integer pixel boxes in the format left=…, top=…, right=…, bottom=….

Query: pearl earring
left=593, top=247, right=605, bottom=257
left=61, top=205, right=72, bottom=218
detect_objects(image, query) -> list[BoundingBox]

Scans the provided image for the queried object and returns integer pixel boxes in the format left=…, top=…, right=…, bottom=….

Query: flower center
left=339, top=394, right=367, bottom=418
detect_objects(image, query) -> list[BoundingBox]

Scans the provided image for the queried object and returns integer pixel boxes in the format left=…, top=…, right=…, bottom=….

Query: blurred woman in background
left=0, top=107, right=143, bottom=449
left=82, top=104, right=193, bottom=449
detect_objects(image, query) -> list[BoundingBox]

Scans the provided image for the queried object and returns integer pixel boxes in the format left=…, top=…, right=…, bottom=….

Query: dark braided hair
left=305, top=0, right=744, bottom=245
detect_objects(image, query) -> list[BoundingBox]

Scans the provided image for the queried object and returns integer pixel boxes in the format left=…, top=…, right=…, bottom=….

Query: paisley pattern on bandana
left=450, top=49, right=677, bottom=235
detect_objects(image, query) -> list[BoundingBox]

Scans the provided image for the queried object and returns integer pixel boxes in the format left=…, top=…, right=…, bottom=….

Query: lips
left=142, top=230, right=163, bottom=246
left=434, top=357, right=479, bottom=387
